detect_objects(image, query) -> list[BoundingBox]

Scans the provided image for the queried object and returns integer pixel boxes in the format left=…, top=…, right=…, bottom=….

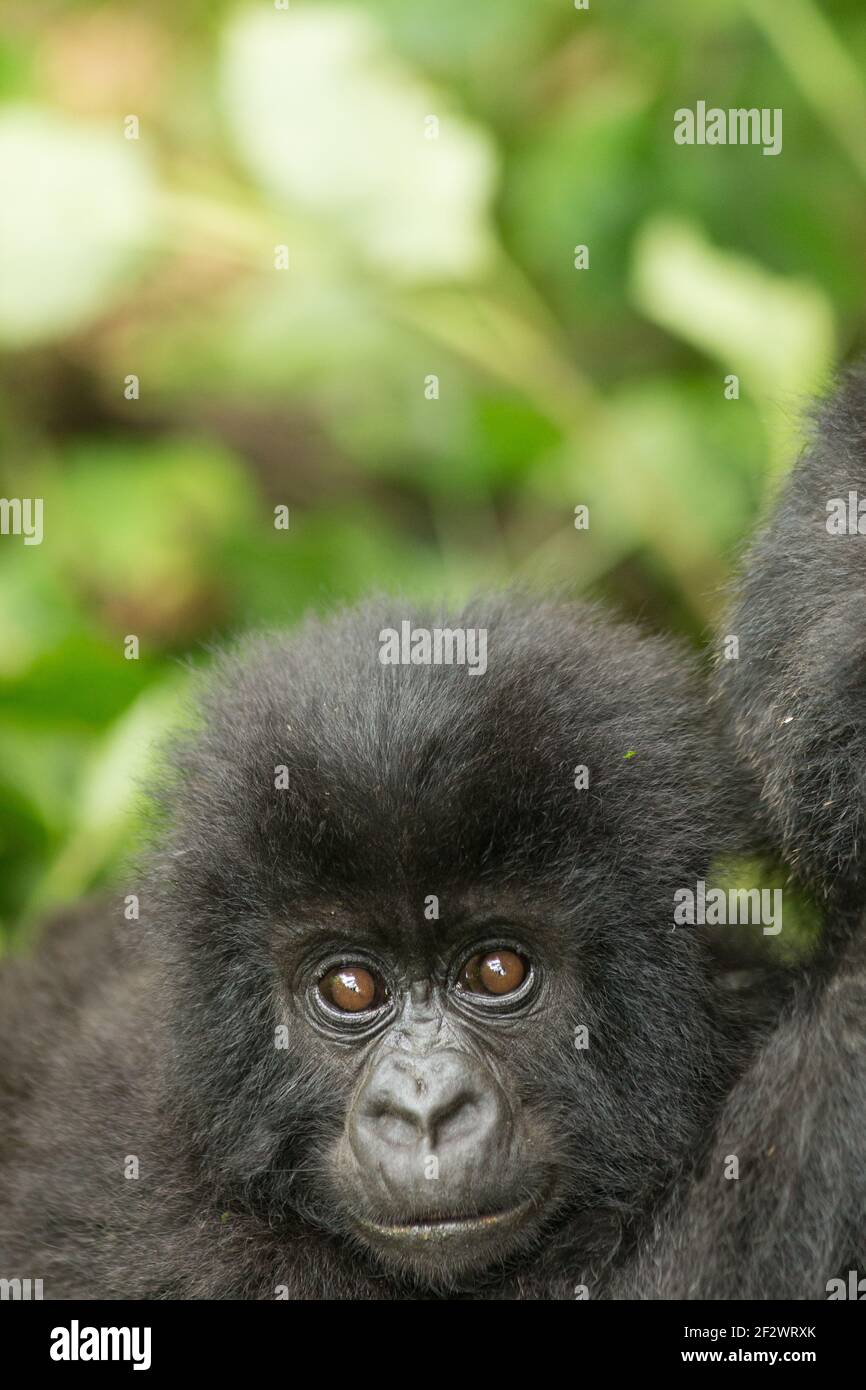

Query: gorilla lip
left=358, top=1195, right=538, bottom=1244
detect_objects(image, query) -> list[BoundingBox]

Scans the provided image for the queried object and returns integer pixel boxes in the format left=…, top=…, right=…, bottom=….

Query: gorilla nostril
left=365, top=1101, right=423, bottom=1148
left=363, top=1090, right=479, bottom=1148
left=427, top=1090, right=481, bottom=1146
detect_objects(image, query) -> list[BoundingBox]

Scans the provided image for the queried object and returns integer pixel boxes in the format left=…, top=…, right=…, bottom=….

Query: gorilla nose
left=352, top=1050, right=503, bottom=1159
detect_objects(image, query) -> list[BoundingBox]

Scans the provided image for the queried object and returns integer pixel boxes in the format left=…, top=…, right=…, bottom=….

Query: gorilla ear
left=721, top=369, right=866, bottom=905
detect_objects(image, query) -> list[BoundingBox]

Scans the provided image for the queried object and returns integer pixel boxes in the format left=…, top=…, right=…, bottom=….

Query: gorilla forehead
left=163, top=597, right=737, bottom=918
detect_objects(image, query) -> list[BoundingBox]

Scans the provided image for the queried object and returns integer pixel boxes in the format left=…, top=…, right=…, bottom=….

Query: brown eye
left=458, top=949, right=527, bottom=997
left=318, top=965, right=382, bottom=1013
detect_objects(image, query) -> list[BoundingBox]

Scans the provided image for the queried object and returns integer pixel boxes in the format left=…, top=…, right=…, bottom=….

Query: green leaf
left=630, top=215, right=835, bottom=399
left=220, top=7, right=498, bottom=280
left=0, top=107, right=158, bottom=345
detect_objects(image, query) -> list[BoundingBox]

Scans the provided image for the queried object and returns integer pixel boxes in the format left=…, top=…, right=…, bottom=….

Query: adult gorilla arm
left=612, top=372, right=866, bottom=1299
left=722, top=370, right=866, bottom=918
left=610, top=932, right=866, bottom=1299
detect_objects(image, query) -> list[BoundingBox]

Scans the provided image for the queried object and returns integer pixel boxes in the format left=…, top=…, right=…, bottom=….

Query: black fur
left=721, top=369, right=866, bottom=915
left=2, top=376, right=866, bottom=1300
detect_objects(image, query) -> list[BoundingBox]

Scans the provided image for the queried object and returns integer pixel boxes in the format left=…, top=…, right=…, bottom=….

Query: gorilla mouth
left=357, top=1194, right=539, bottom=1246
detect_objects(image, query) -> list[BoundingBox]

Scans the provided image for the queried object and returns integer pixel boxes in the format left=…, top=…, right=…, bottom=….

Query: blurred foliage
left=1, top=0, right=865, bottom=940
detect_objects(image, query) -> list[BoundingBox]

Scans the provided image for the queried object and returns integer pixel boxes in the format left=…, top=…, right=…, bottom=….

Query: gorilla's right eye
left=318, top=965, right=387, bottom=1014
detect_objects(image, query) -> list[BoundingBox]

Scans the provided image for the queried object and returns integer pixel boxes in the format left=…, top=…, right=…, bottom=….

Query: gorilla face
left=293, top=923, right=561, bottom=1276
left=151, top=599, right=748, bottom=1288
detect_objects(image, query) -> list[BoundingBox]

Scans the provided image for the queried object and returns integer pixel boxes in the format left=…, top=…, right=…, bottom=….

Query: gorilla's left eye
left=318, top=965, right=387, bottom=1014
left=457, top=949, right=527, bottom=997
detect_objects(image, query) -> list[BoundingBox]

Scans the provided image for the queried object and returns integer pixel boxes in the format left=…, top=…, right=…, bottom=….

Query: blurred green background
left=1, top=0, right=865, bottom=943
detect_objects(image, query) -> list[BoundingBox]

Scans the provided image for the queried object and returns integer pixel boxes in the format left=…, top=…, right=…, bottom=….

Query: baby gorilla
left=5, top=370, right=866, bottom=1299
left=0, top=599, right=754, bottom=1299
